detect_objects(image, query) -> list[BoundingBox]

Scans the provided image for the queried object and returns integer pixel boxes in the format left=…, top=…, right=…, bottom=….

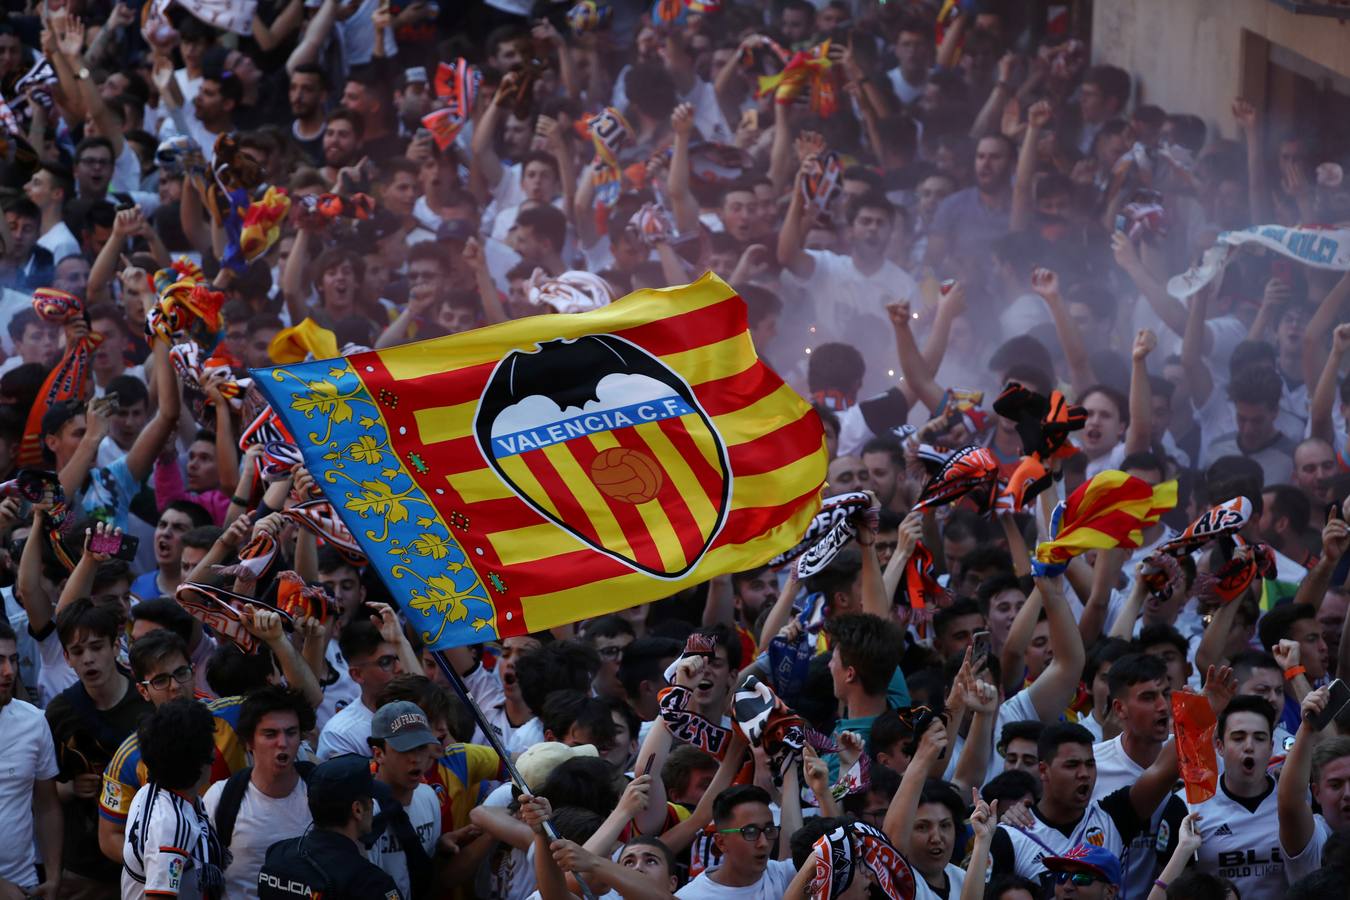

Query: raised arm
left=1031, top=268, right=1093, bottom=397
left=668, top=103, right=700, bottom=236
left=756, top=570, right=800, bottom=650
left=1126, top=329, right=1155, bottom=454
left=882, top=719, right=947, bottom=847
left=1113, top=231, right=1189, bottom=340
left=1180, top=277, right=1215, bottom=408
left=920, top=280, right=967, bottom=377
left=125, top=340, right=181, bottom=483
left=1011, top=101, right=1051, bottom=231
left=776, top=156, right=816, bottom=280
left=1296, top=513, right=1349, bottom=613
left=243, top=607, right=323, bottom=709
left=1024, top=575, right=1085, bottom=722
left=1078, top=548, right=1123, bottom=646
left=468, top=71, right=516, bottom=195
left=16, top=508, right=56, bottom=634
left=1279, top=687, right=1325, bottom=863
left=1233, top=99, right=1272, bottom=225
left=888, top=301, right=947, bottom=415
left=286, top=0, right=338, bottom=74
left=1310, top=323, right=1350, bottom=444
left=1304, top=273, right=1350, bottom=410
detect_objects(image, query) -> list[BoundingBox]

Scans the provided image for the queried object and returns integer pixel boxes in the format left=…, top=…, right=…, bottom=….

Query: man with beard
left=46, top=601, right=151, bottom=894
left=779, top=178, right=919, bottom=395
left=203, top=687, right=316, bottom=900
left=1191, top=695, right=1286, bottom=899
left=924, top=134, right=1013, bottom=298
left=319, top=109, right=365, bottom=186
left=288, top=64, right=329, bottom=164
left=0, top=619, right=62, bottom=899
left=1090, top=654, right=1190, bottom=899
left=1279, top=685, right=1350, bottom=885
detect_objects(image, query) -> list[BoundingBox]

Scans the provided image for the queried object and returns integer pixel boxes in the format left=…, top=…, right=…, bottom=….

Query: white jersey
left=1093, top=735, right=1180, bottom=900
left=990, top=787, right=1145, bottom=897
left=1192, top=777, right=1285, bottom=900
left=122, top=782, right=226, bottom=900
left=368, top=784, right=441, bottom=900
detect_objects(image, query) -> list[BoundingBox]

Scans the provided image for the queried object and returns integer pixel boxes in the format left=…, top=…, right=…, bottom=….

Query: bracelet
left=1154, top=880, right=1168, bottom=891
left=1285, top=665, right=1307, bottom=681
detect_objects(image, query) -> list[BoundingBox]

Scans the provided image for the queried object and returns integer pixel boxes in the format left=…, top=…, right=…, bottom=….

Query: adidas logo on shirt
left=1215, top=824, right=1233, bottom=836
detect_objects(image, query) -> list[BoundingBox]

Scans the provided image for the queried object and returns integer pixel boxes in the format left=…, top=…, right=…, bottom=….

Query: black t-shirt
left=46, top=675, right=152, bottom=881
left=258, top=829, right=404, bottom=900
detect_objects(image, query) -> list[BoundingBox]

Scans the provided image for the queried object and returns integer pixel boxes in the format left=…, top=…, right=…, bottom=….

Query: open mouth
left=696, top=679, right=714, bottom=693
left=1075, top=784, right=1091, bottom=801
left=1242, top=755, right=1256, bottom=773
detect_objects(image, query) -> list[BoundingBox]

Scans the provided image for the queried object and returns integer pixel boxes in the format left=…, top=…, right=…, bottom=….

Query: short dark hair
left=982, top=769, right=1041, bottom=807
left=662, top=744, right=719, bottom=796
left=107, top=374, right=149, bottom=408
left=290, top=62, right=328, bottom=90
left=1083, top=64, right=1131, bottom=108
left=326, top=107, right=365, bottom=139
left=998, top=720, right=1044, bottom=754
left=617, top=637, right=681, bottom=700
left=870, top=708, right=915, bottom=757
left=378, top=674, right=467, bottom=741
left=917, top=778, right=965, bottom=827
left=181, top=526, right=222, bottom=553
left=75, top=136, right=115, bottom=164
left=515, top=641, right=601, bottom=715
left=1106, top=652, right=1170, bottom=701
left=338, top=619, right=387, bottom=664
left=583, top=615, right=635, bottom=643
left=1266, top=485, right=1310, bottom=533
left=6, top=308, right=39, bottom=343
left=129, top=598, right=194, bottom=643
left=843, top=191, right=894, bottom=226
left=1084, top=637, right=1133, bottom=689
left=138, top=699, right=217, bottom=790
left=204, top=66, right=242, bottom=105
left=1080, top=383, right=1129, bottom=428
left=1258, top=603, right=1316, bottom=653
left=515, top=205, right=567, bottom=252
left=1218, top=694, right=1276, bottom=739
left=1136, top=624, right=1188, bottom=659
left=822, top=614, right=903, bottom=694
left=807, top=342, right=866, bottom=393
left=1230, top=650, right=1281, bottom=685
left=1121, top=450, right=1166, bottom=480
left=128, top=630, right=190, bottom=681
left=538, top=756, right=621, bottom=816
left=711, top=784, right=772, bottom=825
left=206, top=643, right=275, bottom=697
left=56, top=599, right=122, bottom=649
left=1228, top=365, right=1283, bottom=409
left=540, top=690, right=617, bottom=747
left=163, top=499, right=213, bottom=529
left=1037, top=722, right=1095, bottom=765
left=238, top=685, right=317, bottom=743
left=933, top=598, right=983, bottom=642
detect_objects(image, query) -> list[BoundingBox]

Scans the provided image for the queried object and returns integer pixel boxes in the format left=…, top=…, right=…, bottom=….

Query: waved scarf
left=803, top=728, right=871, bottom=801
left=274, top=570, right=339, bottom=623
left=757, top=41, right=837, bottom=117
left=220, top=530, right=278, bottom=585
left=584, top=107, right=633, bottom=231
left=912, top=445, right=1000, bottom=514
left=993, top=382, right=1086, bottom=511
left=658, top=684, right=731, bottom=759
left=1194, top=536, right=1276, bottom=604
left=808, top=821, right=916, bottom=900
left=176, top=581, right=293, bottom=653
left=732, top=676, right=804, bottom=786
left=170, top=341, right=248, bottom=421
left=903, top=541, right=950, bottom=637
left=148, top=278, right=225, bottom=348
left=225, top=186, right=291, bottom=273
left=434, top=58, right=481, bottom=121
left=566, top=0, right=612, bottom=33
left=1033, top=471, right=1177, bottom=575
left=800, top=151, right=843, bottom=217
left=19, top=289, right=100, bottom=468
left=283, top=498, right=367, bottom=565
left=525, top=269, right=615, bottom=314
left=0, top=469, right=74, bottom=569
left=268, top=318, right=338, bottom=364
left=1168, top=224, right=1350, bottom=300
left=769, top=491, right=871, bottom=572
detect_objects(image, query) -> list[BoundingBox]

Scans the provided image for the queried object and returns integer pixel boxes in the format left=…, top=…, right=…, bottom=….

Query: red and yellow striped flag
left=256, top=273, right=826, bottom=649
left=1035, top=470, right=1177, bottom=566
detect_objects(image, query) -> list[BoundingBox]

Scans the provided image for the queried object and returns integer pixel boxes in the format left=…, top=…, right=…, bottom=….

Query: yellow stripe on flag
left=495, top=455, right=561, bottom=520
left=486, top=523, right=582, bottom=566
left=445, top=466, right=515, bottom=502
left=379, top=274, right=739, bottom=381
left=414, top=400, right=479, bottom=447
left=634, top=420, right=720, bottom=536
left=542, top=443, right=639, bottom=562
left=731, top=449, right=825, bottom=508
left=714, top=384, right=816, bottom=445
left=663, top=333, right=757, bottom=388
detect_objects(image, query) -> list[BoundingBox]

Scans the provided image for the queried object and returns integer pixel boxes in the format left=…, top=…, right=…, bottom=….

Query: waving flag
left=1034, top=470, right=1176, bottom=568
left=255, top=273, right=826, bottom=649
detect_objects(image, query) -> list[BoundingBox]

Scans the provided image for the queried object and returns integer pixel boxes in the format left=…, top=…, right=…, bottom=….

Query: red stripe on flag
left=716, top=482, right=823, bottom=548
left=557, top=440, right=669, bottom=573
left=612, top=296, right=746, bottom=357
left=610, top=425, right=705, bottom=568
left=694, top=363, right=781, bottom=418
left=657, top=416, right=726, bottom=506
left=727, top=410, right=824, bottom=477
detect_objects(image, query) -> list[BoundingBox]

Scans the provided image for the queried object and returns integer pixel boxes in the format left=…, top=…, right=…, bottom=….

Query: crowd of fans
left=0, top=0, right=1349, bottom=898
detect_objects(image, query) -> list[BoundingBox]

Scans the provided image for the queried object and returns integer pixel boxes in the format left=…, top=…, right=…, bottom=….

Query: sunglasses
left=717, top=824, right=780, bottom=842
left=1054, top=872, right=1104, bottom=887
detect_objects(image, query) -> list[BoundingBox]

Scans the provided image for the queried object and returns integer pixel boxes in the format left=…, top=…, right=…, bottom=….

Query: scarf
left=19, top=289, right=100, bottom=468
left=175, top=581, right=294, bottom=653
left=657, top=684, right=731, bottom=759
left=808, top=821, right=915, bottom=900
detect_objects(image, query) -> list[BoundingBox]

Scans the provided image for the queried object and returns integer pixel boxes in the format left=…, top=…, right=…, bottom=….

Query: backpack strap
left=212, top=766, right=253, bottom=850
left=384, top=799, right=433, bottom=899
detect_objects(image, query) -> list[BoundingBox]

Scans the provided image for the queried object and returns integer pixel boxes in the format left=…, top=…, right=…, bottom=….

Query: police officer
left=257, top=754, right=404, bottom=900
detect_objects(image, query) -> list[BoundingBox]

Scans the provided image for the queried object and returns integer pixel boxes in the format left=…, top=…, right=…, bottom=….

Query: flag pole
left=427, top=648, right=600, bottom=900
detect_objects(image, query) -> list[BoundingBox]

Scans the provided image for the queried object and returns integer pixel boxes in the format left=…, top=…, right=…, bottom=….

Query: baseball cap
left=308, top=754, right=377, bottom=807
left=370, top=701, right=439, bottom=752
left=1042, top=844, right=1122, bottom=887
left=515, top=742, right=597, bottom=791
left=435, top=218, right=476, bottom=242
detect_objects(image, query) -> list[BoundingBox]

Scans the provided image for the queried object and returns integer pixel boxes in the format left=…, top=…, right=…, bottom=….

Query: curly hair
left=238, top=685, right=317, bottom=745
left=138, top=699, right=217, bottom=791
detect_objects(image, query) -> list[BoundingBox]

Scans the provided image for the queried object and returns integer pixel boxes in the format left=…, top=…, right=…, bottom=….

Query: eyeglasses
left=359, top=654, right=399, bottom=672
left=141, top=664, right=193, bottom=691
left=717, top=824, right=780, bottom=842
left=597, top=645, right=624, bottom=660
left=1054, top=872, right=1104, bottom=887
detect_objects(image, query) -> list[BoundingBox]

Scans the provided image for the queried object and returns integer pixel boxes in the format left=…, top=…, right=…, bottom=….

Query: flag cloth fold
left=1034, top=471, right=1177, bottom=566
left=255, top=273, right=826, bottom=649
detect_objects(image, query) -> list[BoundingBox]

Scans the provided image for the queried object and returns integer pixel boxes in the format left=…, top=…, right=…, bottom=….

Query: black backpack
left=213, top=762, right=316, bottom=850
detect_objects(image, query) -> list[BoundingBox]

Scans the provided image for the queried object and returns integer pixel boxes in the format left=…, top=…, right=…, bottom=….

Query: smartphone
left=1310, top=679, right=1350, bottom=731
left=971, top=630, right=991, bottom=669
left=1114, top=213, right=1129, bottom=234
left=1271, top=258, right=1295, bottom=284
left=89, top=532, right=140, bottom=561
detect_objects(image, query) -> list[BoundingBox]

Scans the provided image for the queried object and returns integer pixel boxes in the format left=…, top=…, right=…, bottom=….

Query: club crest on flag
left=475, top=334, right=730, bottom=577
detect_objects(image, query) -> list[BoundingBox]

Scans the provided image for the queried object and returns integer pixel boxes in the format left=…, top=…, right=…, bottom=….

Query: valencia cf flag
left=255, top=273, right=827, bottom=649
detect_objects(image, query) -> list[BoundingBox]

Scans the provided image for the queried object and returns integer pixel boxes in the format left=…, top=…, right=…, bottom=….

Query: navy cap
left=371, top=701, right=439, bottom=752
left=435, top=219, right=476, bottom=242
left=308, top=754, right=376, bottom=807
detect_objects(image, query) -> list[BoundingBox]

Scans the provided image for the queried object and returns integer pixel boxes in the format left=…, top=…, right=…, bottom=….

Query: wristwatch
left=77, top=66, right=91, bottom=80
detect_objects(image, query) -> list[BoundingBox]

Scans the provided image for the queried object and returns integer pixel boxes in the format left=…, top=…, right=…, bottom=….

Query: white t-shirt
left=37, top=220, right=79, bottom=263
left=1280, top=810, right=1330, bottom=885
left=1092, top=734, right=1174, bottom=900
left=122, top=782, right=223, bottom=900
left=675, top=859, right=798, bottom=898
left=32, top=626, right=76, bottom=708
left=203, top=777, right=312, bottom=900
left=944, top=689, right=1039, bottom=785
left=315, top=698, right=374, bottom=760
left=1192, top=776, right=1285, bottom=900
left=914, top=863, right=967, bottom=900
left=314, top=641, right=362, bottom=735
left=506, top=716, right=545, bottom=756
left=780, top=249, right=919, bottom=396
left=368, top=784, right=441, bottom=900
left=0, top=699, right=57, bottom=889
